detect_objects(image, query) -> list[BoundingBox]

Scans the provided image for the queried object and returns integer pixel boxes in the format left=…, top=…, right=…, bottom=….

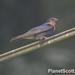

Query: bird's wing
left=26, top=23, right=53, bottom=35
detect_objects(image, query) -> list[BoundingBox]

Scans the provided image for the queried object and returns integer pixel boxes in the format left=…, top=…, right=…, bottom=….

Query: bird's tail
left=10, top=35, right=22, bottom=42
left=10, top=33, right=29, bottom=42
left=10, top=33, right=35, bottom=42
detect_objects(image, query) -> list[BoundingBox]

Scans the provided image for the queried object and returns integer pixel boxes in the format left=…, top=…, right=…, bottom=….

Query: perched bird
left=10, top=17, right=58, bottom=42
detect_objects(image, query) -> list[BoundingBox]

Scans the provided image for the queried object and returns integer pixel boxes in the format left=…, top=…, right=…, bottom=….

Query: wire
left=0, top=27, right=75, bottom=62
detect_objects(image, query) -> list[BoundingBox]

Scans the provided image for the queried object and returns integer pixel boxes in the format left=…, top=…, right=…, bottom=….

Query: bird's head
left=47, top=17, right=58, bottom=30
left=47, top=17, right=58, bottom=27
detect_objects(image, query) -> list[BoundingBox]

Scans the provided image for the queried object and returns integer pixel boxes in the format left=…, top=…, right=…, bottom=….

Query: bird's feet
left=39, top=36, right=48, bottom=45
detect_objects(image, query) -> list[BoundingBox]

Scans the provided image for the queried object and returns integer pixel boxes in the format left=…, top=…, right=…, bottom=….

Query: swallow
left=10, top=17, right=58, bottom=42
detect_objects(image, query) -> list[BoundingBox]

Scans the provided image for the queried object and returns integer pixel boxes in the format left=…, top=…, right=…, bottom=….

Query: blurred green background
left=0, top=0, right=75, bottom=75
